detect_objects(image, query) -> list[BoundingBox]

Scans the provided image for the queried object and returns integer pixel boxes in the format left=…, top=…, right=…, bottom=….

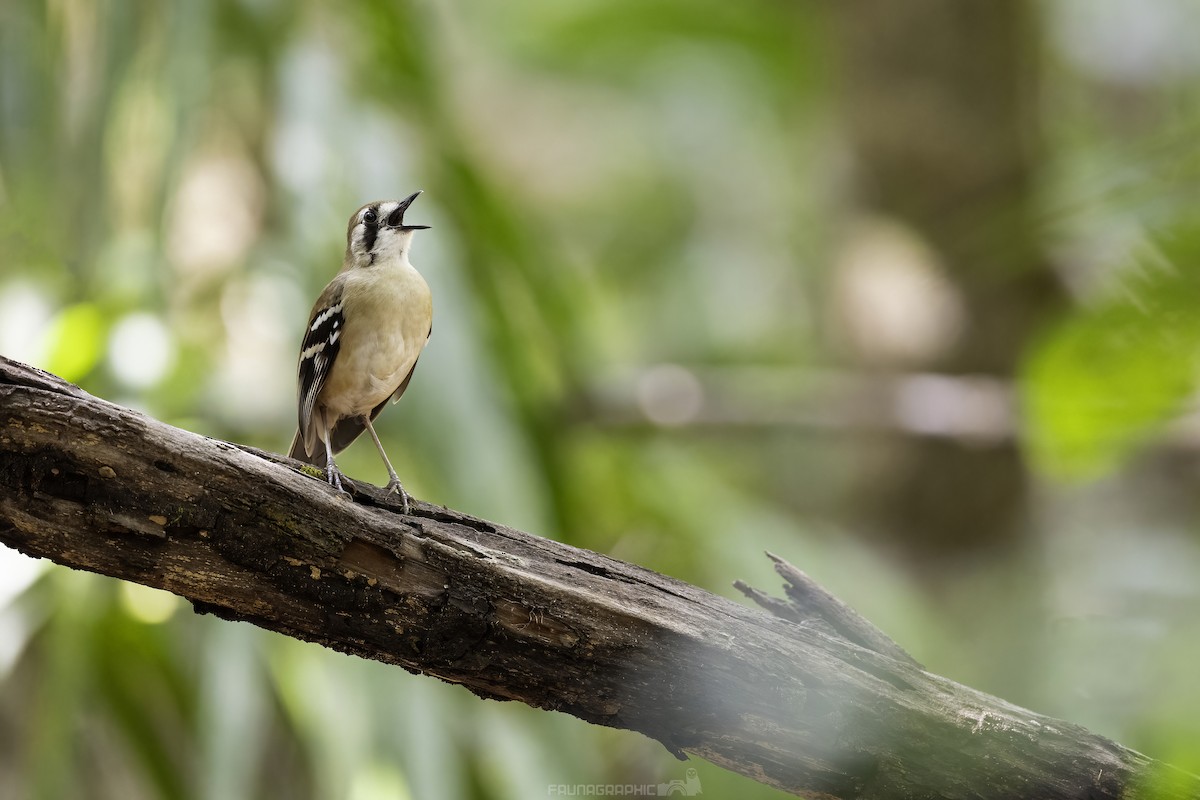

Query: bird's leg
left=321, top=431, right=349, bottom=496
left=362, top=416, right=411, bottom=513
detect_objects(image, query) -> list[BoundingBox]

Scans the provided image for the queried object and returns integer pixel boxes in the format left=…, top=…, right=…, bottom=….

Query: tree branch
left=0, top=356, right=1195, bottom=799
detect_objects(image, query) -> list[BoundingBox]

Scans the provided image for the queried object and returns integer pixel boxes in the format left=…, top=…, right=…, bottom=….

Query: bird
left=287, top=191, right=433, bottom=513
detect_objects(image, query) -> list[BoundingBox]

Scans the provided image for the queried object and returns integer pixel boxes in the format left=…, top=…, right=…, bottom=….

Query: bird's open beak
left=393, top=190, right=431, bottom=230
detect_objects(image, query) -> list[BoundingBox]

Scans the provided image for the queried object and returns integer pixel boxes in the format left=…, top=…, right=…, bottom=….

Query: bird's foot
left=384, top=478, right=411, bottom=514
left=326, top=463, right=352, bottom=499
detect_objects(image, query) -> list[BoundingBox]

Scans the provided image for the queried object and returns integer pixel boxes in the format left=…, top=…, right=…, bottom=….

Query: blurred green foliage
left=1025, top=222, right=1200, bottom=478
left=3, top=0, right=1200, bottom=798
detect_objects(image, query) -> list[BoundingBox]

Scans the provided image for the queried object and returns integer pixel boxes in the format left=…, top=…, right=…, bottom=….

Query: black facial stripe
left=362, top=218, right=378, bottom=253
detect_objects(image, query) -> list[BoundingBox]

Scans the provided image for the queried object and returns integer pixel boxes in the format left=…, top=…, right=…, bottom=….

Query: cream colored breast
left=318, top=259, right=432, bottom=420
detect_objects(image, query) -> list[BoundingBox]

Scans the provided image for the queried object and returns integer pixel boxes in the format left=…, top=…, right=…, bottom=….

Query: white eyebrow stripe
left=310, top=304, right=342, bottom=332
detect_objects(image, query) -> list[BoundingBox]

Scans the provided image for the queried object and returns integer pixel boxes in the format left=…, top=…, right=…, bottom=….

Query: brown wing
left=290, top=280, right=346, bottom=463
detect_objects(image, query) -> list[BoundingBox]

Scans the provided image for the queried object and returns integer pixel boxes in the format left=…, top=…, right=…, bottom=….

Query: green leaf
left=1022, top=223, right=1200, bottom=479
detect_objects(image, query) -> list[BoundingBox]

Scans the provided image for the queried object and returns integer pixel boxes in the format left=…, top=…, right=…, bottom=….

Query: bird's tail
left=287, top=431, right=328, bottom=469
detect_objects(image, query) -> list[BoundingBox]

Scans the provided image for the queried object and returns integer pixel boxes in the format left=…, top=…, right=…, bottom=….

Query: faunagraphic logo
left=547, top=768, right=702, bottom=797
left=657, top=768, right=702, bottom=796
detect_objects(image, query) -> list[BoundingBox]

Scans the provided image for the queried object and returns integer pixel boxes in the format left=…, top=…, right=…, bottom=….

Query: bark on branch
left=0, top=356, right=1194, bottom=799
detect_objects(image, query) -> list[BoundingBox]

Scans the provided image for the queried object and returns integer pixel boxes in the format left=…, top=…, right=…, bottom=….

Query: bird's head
left=346, top=191, right=430, bottom=266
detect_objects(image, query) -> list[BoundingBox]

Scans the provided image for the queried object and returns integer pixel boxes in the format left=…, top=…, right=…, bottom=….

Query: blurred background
left=3, top=0, right=1200, bottom=797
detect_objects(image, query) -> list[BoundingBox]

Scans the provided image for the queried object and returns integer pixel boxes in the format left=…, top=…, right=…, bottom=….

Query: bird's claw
left=385, top=478, right=411, bottom=514
left=326, top=464, right=352, bottom=498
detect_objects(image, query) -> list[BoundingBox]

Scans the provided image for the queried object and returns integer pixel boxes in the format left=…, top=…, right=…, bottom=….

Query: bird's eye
left=363, top=209, right=378, bottom=225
